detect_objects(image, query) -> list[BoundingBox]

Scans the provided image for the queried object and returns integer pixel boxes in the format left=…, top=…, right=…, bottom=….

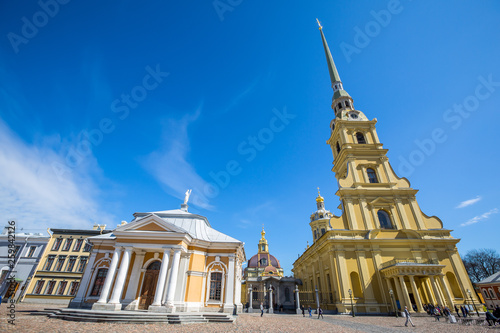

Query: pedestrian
left=308, top=306, right=312, bottom=317
left=460, top=305, right=466, bottom=317
left=260, top=302, right=264, bottom=317
left=454, top=305, right=460, bottom=317
left=301, top=305, right=305, bottom=317
left=404, top=306, right=415, bottom=327
left=493, top=305, right=500, bottom=318
left=434, top=307, right=440, bottom=321
left=485, top=310, right=500, bottom=326
left=317, top=306, right=324, bottom=319
left=464, top=305, right=469, bottom=317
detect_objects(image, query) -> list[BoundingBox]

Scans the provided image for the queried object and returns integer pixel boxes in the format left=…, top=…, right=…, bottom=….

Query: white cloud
left=0, top=118, right=115, bottom=232
left=141, top=107, right=214, bottom=210
left=460, top=208, right=498, bottom=227
left=456, top=196, right=482, bottom=208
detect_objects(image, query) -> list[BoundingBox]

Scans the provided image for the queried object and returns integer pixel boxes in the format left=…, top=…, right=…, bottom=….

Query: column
left=386, top=278, right=397, bottom=312
left=409, top=275, right=424, bottom=312
left=295, top=285, right=300, bottom=314
left=165, top=249, right=181, bottom=310
left=269, top=287, right=274, bottom=314
left=393, top=276, right=405, bottom=309
left=315, top=287, right=320, bottom=309
left=248, top=287, right=253, bottom=313
left=151, top=248, right=170, bottom=307
left=223, top=255, right=235, bottom=312
left=71, top=250, right=97, bottom=304
left=97, top=248, right=121, bottom=304
left=424, top=277, right=436, bottom=304
left=359, top=197, right=374, bottom=229
left=438, top=275, right=454, bottom=308
left=123, top=251, right=146, bottom=303
left=408, top=198, right=425, bottom=230
left=109, top=247, right=132, bottom=304
left=395, top=198, right=411, bottom=229
left=430, top=276, right=445, bottom=306
left=336, top=251, right=350, bottom=302
left=398, top=276, right=412, bottom=311
left=344, top=198, right=358, bottom=229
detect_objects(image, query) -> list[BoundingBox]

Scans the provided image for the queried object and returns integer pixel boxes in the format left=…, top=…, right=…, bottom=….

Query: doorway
left=138, top=261, right=161, bottom=309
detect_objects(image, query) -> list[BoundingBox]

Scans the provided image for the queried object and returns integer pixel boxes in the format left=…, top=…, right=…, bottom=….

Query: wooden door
left=139, top=261, right=161, bottom=309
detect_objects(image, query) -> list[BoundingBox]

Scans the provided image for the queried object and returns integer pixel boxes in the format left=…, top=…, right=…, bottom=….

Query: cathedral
left=292, top=22, right=477, bottom=314
left=241, top=228, right=300, bottom=313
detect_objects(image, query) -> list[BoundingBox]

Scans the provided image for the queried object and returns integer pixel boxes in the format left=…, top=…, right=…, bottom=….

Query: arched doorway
left=139, top=261, right=161, bottom=309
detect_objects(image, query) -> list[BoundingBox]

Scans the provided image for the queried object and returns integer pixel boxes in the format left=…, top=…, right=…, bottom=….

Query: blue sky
left=0, top=1, right=499, bottom=275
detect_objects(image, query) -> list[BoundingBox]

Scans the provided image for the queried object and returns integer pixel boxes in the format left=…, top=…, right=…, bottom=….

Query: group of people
left=423, top=303, right=471, bottom=321
left=299, top=305, right=323, bottom=319
left=485, top=305, right=500, bottom=326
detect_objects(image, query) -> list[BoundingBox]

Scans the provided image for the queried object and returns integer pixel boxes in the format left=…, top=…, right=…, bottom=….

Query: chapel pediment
left=116, top=213, right=185, bottom=233
left=367, top=197, right=393, bottom=207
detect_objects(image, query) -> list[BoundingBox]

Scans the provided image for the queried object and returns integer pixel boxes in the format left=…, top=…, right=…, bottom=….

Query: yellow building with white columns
left=70, top=199, right=245, bottom=313
left=292, top=22, right=478, bottom=315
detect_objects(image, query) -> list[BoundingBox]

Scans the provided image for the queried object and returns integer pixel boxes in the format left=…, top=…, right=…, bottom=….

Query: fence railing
left=380, top=258, right=439, bottom=270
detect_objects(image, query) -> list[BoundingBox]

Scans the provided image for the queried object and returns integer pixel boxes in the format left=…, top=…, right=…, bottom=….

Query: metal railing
left=380, top=258, right=439, bottom=270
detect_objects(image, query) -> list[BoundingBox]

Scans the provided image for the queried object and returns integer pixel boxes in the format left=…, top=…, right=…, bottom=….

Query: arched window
left=377, top=210, right=393, bottom=229
left=313, top=230, right=317, bottom=240
left=446, top=272, right=462, bottom=298
left=356, top=132, right=366, bottom=144
left=367, top=168, right=378, bottom=183
left=345, top=101, right=350, bottom=108
left=209, top=272, right=222, bottom=301
left=336, top=142, right=340, bottom=153
left=350, top=271, right=363, bottom=298
left=90, top=268, right=108, bottom=296
left=490, top=289, right=496, bottom=299
left=337, top=103, right=341, bottom=110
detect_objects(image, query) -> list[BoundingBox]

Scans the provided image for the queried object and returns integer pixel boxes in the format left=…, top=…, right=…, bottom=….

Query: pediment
left=115, top=213, right=185, bottom=233
left=367, top=197, right=394, bottom=207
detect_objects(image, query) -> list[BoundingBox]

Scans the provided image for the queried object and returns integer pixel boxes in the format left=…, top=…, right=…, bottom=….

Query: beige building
left=70, top=199, right=245, bottom=313
left=22, top=227, right=108, bottom=304
left=292, top=22, right=478, bottom=314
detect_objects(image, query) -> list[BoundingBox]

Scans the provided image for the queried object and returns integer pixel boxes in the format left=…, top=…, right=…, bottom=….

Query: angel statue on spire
left=184, top=189, right=192, bottom=205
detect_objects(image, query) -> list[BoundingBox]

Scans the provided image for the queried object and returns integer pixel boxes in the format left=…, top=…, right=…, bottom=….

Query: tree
left=462, top=249, right=500, bottom=283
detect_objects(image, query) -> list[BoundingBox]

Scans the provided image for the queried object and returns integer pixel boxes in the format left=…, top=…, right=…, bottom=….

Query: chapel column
left=248, top=286, right=253, bottom=313
left=223, top=255, right=236, bottom=312
left=151, top=248, right=170, bottom=308
left=295, top=285, right=301, bottom=314
left=408, top=275, right=424, bottom=312
left=96, top=247, right=121, bottom=304
left=165, top=249, right=182, bottom=311
left=109, top=247, right=132, bottom=306
left=424, top=277, right=436, bottom=304
left=123, top=251, right=146, bottom=304
left=328, top=250, right=341, bottom=302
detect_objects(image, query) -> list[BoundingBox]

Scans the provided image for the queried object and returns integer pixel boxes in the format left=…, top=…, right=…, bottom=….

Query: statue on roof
left=184, top=189, right=192, bottom=204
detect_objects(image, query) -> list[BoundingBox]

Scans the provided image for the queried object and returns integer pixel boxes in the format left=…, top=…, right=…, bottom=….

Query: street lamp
left=389, top=289, right=398, bottom=318
left=348, top=289, right=355, bottom=317
left=467, top=289, right=480, bottom=316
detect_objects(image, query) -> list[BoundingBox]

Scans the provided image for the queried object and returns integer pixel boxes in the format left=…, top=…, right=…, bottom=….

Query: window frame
left=209, top=272, right=223, bottom=301
left=66, top=256, right=77, bottom=272
left=367, top=168, right=379, bottom=183
left=44, top=255, right=56, bottom=271
left=62, top=238, right=73, bottom=251
left=73, top=239, right=84, bottom=252
left=27, top=246, right=36, bottom=257
left=377, top=210, right=394, bottom=229
left=56, top=281, right=68, bottom=295
left=55, top=256, right=66, bottom=271
left=356, top=132, right=366, bottom=144
left=77, top=257, right=88, bottom=273
left=34, top=280, right=45, bottom=294
left=45, top=280, right=56, bottom=295
left=90, top=268, right=108, bottom=297
left=52, top=238, right=63, bottom=251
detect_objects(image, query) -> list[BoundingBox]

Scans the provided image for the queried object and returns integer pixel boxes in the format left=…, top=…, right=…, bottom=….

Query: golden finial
left=261, top=225, right=266, bottom=239
left=317, top=187, right=321, bottom=196
left=316, top=18, right=322, bottom=30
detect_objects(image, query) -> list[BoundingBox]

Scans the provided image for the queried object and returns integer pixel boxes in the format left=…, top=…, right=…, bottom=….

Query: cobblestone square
left=1, top=304, right=499, bottom=333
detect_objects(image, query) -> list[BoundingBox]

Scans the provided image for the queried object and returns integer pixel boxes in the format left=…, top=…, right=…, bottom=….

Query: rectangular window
left=44, top=255, right=56, bottom=271
left=77, top=257, right=88, bottom=273
left=209, top=272, right=222, bottom=301
left=52, top=238, right=63, bottom=251
left=69, top=282, right=79, bottom=296
left=27, top=246, right=36, bottom=257
left=83, top=242, right=92, bottom=252
left=14, top=245, right=21, bottom=256
left=66, top=257, right=77, bottom=272
left=55, top=256, right=66, bottom=271
left=45, top=280, right=56, bottom=295
left=62, top=238, right=73, bottom=251
left=56, top=281, right=68, bottom=295
left=34, top=280, right=45, bottom=294
left=90, top=268, right=108, bottom=296
left=0, top=271, right=9, bottom=285
left=73, top=239, right=83, bottom=252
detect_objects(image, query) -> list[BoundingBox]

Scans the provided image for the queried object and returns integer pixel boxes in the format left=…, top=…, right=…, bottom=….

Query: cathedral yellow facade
left=292, top=22, right=478, bottom=314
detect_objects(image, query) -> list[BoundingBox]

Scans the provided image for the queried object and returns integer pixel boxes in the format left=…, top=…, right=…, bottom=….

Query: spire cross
left=317, top=187, right=321, bottom=196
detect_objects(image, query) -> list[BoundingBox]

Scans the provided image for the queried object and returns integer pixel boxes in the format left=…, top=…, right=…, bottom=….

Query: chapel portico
left=70, top=198, right=245, bottom=313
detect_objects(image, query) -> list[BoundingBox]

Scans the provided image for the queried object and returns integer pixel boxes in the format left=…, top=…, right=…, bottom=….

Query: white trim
left=205, top=260, right=227, bottom=306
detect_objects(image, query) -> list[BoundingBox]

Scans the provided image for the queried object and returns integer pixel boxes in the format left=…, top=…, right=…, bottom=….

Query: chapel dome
left=247, top=253, right=281, bottom=268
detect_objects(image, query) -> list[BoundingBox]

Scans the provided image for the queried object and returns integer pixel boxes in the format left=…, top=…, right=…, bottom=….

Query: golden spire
left=261, top=224, right=266, bottom=239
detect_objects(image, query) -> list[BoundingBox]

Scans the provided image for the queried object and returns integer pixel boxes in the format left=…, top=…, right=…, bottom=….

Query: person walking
left=260, top=302, right=264, bottom=317
left=454, top=305, right=461, bottom=317
left=404, top=306, right=415, bottom=327
left=317, top=307, right=324, bottom=319
left=308, top=306, right=312, bottom=317
left=301, top=305, right=305, bottom=317
left=434, top=307, right=440, bottom=321
left=460, top=305, right=466, bottom=318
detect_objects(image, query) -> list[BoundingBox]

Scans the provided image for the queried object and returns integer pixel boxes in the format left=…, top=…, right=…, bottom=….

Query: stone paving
left=1, top=304, right=499, bottom=333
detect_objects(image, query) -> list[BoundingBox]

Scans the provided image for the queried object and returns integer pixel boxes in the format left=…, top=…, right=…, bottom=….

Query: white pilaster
left=71, top=250, right=97, bottom=305
left=123, top=251, right=145, bottom=303
left=109, top=247, right=132, bottom=305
